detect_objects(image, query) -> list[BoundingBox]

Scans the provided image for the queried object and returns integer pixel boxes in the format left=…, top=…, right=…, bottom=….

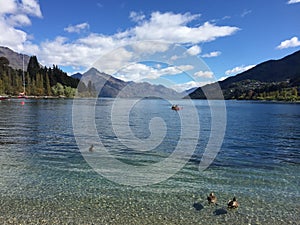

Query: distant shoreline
left=6, top=95, right=68, bottom=99
left=1, top=96, right=300, bottom=103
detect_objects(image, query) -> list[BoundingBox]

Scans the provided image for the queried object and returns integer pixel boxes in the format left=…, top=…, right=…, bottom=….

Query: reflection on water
left=0, top=99, right=299, bottom=224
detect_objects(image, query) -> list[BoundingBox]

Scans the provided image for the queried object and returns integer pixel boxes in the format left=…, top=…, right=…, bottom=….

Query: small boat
left=18, top=92, right=27, bottom=99
left=171, top=104, right=182, bottom=111
left=0, top=96, right=9, bottom=100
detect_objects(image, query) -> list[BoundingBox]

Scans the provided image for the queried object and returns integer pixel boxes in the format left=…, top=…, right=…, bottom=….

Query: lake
left=0, top=99, right=299, bottom=224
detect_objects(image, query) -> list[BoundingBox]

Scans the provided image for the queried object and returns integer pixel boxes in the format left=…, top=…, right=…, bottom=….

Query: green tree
left=35, top=73, right=44, bottom=95
left=52, top=83, right=64, bottom=96
left=0, top=56, right=9, bottom=71
left=25, top=73, right=32, bottom=95
left=44, top=73, right=52, bottom=96
left=64, top=86, right=76, bottom=98
left=292, top=87, right=298, bottom=97
left=0, top=79, right=3, bottom=94
left=27, top=56, right=40, bottom=77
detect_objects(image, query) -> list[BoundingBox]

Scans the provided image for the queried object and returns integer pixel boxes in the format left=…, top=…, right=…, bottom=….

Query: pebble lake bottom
left=0, top=99, right=299, bottom=224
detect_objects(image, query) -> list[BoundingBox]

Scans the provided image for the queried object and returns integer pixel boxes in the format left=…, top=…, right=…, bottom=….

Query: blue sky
left=0, top=0, right=299, bottom=91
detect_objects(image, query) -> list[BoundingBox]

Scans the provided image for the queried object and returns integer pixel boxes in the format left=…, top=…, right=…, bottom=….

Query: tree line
left=223, top=79, right=300, bottom=101
left=0, top=55, right=94, bottom=97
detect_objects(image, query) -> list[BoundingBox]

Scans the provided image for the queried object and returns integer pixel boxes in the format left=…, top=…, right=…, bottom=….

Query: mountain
left=182, top=87, right=198, bottom=95
left=220, top=50, right=300, bottom=88
left=79, top=68, right=183, bottom=99
left=189, top=50, right=300, bottom=100
left=0, top=46, right=30, bottom=70
left=71, top=72, right=83, bottom=80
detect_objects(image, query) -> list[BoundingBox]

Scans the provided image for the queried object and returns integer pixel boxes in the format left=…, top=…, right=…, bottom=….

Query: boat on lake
left=171, top=104, right=182, bottom=111
left=0, top=96, right=9, bottom=100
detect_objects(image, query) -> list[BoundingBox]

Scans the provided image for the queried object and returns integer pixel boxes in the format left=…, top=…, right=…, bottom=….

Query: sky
left=0, top=0, right=300, bottom=91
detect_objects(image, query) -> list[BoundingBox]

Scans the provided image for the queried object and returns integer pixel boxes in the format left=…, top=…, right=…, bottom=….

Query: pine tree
left=27, top=56, right=40, bottom=78
left=44, top=73, right=52, bottom=96
left=0, top=56, right=9, bottom=71
left=35, top=73, right=44, bottom=95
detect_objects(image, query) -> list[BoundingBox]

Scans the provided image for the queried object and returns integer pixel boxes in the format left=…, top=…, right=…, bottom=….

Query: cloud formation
left=115, top=63, right=194, bottom=82
left=276, top=36, right=300, bottom=49
left=241, top=9, right=252, bottom=17
left=64, top=22, right=90, bottom=33
left=194, top=70, right=214, bottom=78
left=202, top=51, right=221, bottom=58
left=171, top=80, right=212, bottom=92
left=37, top=11, right=239, bottom=73
left=129, top=11, right=145, bottom=23
left=0, top=0, right=42, bottom=52
left=225, top=64, right=255, bottom=76
left=186, top=45, right=201, bottom=56
left=287, top=0, right=300, bottom=4
left=0, top=0, right=17, bottom=15
left=133, top=12, right=239, bottom=44
left=0, top=6, right=239, bottom=84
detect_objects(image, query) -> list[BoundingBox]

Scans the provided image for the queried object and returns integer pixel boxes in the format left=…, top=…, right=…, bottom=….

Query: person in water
left=227, top=197, right=239, bottom=209
left=89, top=144, right=94, bottom=152
left=207, top=192, right=217, bottom=205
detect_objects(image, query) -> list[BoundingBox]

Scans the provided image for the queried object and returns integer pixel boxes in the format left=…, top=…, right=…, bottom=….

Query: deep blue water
left=0, top=99, right=299, bottom=224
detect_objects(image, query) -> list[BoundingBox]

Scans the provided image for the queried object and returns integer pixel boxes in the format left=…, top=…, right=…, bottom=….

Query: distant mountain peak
left=80, top=67, right=183, bottom=98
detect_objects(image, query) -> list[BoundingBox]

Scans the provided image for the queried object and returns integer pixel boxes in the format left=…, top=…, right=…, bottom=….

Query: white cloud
left=171, top=80, right=212, bottom=92
left=276, top=36, right=300, bottom=49
left=0, top=0, right=41, bottom=52
left=225, top=64, right=255, bottom=76
left=241, top=9, right=252, bottom=18
left=114, top=63, right=194, bottom=82
left=202, top=51, right=221, bottom=58
left=131, top=41, right=170, bottom=54
left=21, top=0, right=42, bottom=18
left=177, top=65, right=194, bottom=71
left=94, top=47, right=134, bottom=74
left=0, top=19, right=27, bottom=51
left=64, top=22, right=90, bottom=33
left=287, top=0, right=300, bottom=4
left=186, top=45, right=201, bottom=55
left=129, top=11, right=145, bottom=23
left=133, top=12, right=239, bottom=44
left=170, top=55, right=179, bottom=61
left=194, top=70, right=214, bottom=79
left=0, top=0, right=17, bottom=14
left=7, top=14, right=31, bottom=26
left=118, top=63, right=159, bottom=81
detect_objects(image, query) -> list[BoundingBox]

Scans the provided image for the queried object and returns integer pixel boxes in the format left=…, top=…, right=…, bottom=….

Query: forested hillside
left=188, top=50, right=300, bottom=101
left=0, top=55, right=80, bottom=97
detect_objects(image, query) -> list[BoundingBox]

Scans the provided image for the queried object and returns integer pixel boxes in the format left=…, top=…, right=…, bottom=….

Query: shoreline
left=1, top=95, right=300, bottom=103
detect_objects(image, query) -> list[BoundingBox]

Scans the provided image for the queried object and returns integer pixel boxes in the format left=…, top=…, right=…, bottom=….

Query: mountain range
left=188, top=50, right=300, bottom=100
left=1, top=45, right=299, bottom=100
left=74, top=68, right=183, bottom=99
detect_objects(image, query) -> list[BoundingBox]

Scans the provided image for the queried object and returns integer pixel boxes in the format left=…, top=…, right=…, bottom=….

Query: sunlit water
left=0, top=99, right=299, bottom=224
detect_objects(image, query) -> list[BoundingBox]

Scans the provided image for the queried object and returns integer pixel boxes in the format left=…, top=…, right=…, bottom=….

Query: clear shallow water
left=0, top=99, right=299, bottom=224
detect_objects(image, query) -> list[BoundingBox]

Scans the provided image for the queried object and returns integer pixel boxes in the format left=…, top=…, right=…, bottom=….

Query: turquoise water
left=0, top=99, right=299, bottom=224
